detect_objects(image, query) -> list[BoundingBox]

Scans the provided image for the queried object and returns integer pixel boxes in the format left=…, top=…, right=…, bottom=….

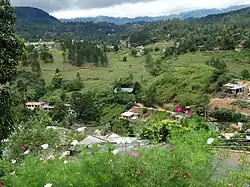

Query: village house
left=25, top=102, right=54, bottom=111
left=78, top=132, right=150, bottom=154
left=120, top=103, right=158, bottom=121
left=223, top=83, right=245, bottom=97
left=114, top=87, right=134, bottom=94
left=121, top=111, right=140, bottom=120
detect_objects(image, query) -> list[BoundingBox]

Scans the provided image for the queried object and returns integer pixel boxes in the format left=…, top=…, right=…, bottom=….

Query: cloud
left=11, top=0, right=250, bottom=18
left=11, top=0, right=154, bottom=12
left=52, top=0, right=250, bottom=19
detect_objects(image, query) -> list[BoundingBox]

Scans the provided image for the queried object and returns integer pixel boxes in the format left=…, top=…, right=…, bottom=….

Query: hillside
left=60, top=4, right=250, bottom=24
left=14, top=6, right=250, bottom=44
left=15, top=6, right=60, bottom=23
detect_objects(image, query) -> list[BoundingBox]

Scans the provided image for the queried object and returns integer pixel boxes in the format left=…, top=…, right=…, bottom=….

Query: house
left=41, top=104, right=54, bottom=111
left=78, top=135, right=108, bottom=147
left=223, top=83, right=245, bottom=96
left=25, top=102, right=46, bottom=110
left=25, top=102, right=54, bottom=111
left=114, top=87, right=134, bottom=94
left=121, top=111, right=140, bottom=120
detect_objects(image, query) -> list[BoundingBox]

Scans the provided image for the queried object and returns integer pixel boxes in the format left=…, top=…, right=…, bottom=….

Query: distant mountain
left=15, top=6, right=60, bottom=23
left=61, top=4, right=250, bottom=24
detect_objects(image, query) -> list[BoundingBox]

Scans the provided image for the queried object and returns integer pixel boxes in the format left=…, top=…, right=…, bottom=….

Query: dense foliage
left=1, top=130, right=223, bottom=187
left=0, top=0, right=24, bottom=141
left=60, top=39, right=108, bottom=67
left=209, top=109, right=246, bottom=122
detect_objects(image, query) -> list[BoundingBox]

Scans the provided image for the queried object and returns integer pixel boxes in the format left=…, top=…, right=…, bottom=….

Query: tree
left=100, top=53, right=108, bottom=66
left=62, top=51, right=67, bottom=63
left=206, top=57, right=227, bottom=72
left=154, top=47, right=160, bottom=52
left=50, top=101, right=68, bottom=123
left=52, top=68, right=63, bottom=89
left=71, top=92, right=102, bottom=123
left=145, top=53, right=162, bottom=76
left=145, top=53, right=153, bottom=70
left=241, top=69, right=250, bottom=79
left=0, top=0, right=24, bottom=142
left=122, top=56, right=128, bottom=62
left=130, top=29, right=150, bottom=46
left=114, top=44, right=119, bottom=52
left=76, top=72, right=81, bottom=81
left=143, top=86, right=157, bottom=107
left=48, top=53, right=54, bottom=63
left=30, top=49, right=41, bottom=76
left=131, top=48, right=137, bottom=56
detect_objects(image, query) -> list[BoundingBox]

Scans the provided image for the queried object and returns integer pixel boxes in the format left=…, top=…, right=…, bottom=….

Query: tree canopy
left=0, top=0, right=24, bottom=141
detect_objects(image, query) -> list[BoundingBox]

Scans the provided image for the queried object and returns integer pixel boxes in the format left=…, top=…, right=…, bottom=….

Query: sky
left=11, top=0, right=250, bottom=19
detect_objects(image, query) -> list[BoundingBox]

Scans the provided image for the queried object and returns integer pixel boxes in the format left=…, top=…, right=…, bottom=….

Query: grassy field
left=41, top=50, right=151, bottom=92
left=39, top=49, right=250, bottom=93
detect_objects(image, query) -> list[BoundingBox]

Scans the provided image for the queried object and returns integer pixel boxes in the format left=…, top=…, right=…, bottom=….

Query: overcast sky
left=11, top=0, right=250, bottom=18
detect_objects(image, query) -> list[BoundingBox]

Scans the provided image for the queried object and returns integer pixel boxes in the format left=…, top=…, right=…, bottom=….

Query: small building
left=223, top=83, right=244, bottom=96
left=78, top=136, right=108, bottom=147
left=25, top=102, right=46, bottom=110
left=41, top=104, right=54, bottom=111
left=114, top=87, right=134, bottom=94
left=121, top=111, right=140, bottom=120
left=25, top=101, right=54, bottom=111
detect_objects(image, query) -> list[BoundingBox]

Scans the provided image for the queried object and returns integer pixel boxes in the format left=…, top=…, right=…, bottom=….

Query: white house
left=121, top=111, right=140, bottom=120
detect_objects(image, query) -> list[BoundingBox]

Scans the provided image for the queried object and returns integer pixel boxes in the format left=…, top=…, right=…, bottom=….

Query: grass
left=41, top=50, right=151, bottom=92
left=39, top=49, right=250, bottom=93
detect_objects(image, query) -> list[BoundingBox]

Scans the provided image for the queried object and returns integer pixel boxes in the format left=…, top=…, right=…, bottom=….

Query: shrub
left=122, top=56, right=127, bottom=62
left=209, top=109, right=246, bottom=122
left=7, top=115, right=60, bottom=160
left=154, top=47, right=160, bottom=52
left=62, top=79, right=84, bottom=92
left=3, top=130, right=220, bottom=187
left=241, top=69, right=250, bottom=79
left=140, top=120, right=192, bottom=143
left=131, top=48, right=137, bottom=56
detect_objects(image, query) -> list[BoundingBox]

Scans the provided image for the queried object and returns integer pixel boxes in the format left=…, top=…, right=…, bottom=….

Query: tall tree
left=31, top=49, right=41, bottom=76
left=0, top=0, right=24, bottom=142
left=71, top=92, right=102, bottom=123
left=114, top=44, right=119, bottom=52
left=52, top=68, right=63, bottom=89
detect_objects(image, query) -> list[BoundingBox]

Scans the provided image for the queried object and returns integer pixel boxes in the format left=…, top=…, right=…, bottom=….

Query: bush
left=209, top=109, right=246, bottom=122
left=241, top=69, right=250, bottom=79
left=154, top=47, right=160, bottom=52
left=7, top=115, right=60, bottom=160
left=3, top=129, right=220, bottom=187
left=122, top=56, right=127, bottom=62
left=140, top=120, right=192, bottom=143
left=62, top=79, right=84, bottom=92
left=131, top=48, right=137, bottom=56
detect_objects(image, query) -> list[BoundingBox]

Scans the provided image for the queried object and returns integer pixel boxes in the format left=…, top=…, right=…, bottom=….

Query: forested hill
left=15, top=7, right=60, bottom=23
left=61, top=4, right=250, bottom=24
left=14, top=6, right=250, bottom=43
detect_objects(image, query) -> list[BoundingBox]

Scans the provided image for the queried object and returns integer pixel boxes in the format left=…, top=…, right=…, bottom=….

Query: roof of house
left=41, top=105, right=54, bottom=109
left=25, top=102, right=45, bottom=106
left=79, top=136, right=108, bottom=146
left=114, top=87, right=134, bottom=93
left=105, top=133, right=121, bottom=139
left=121, top=111, right=136, bottom=117
left=224, top=83, right=244, bottom=90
